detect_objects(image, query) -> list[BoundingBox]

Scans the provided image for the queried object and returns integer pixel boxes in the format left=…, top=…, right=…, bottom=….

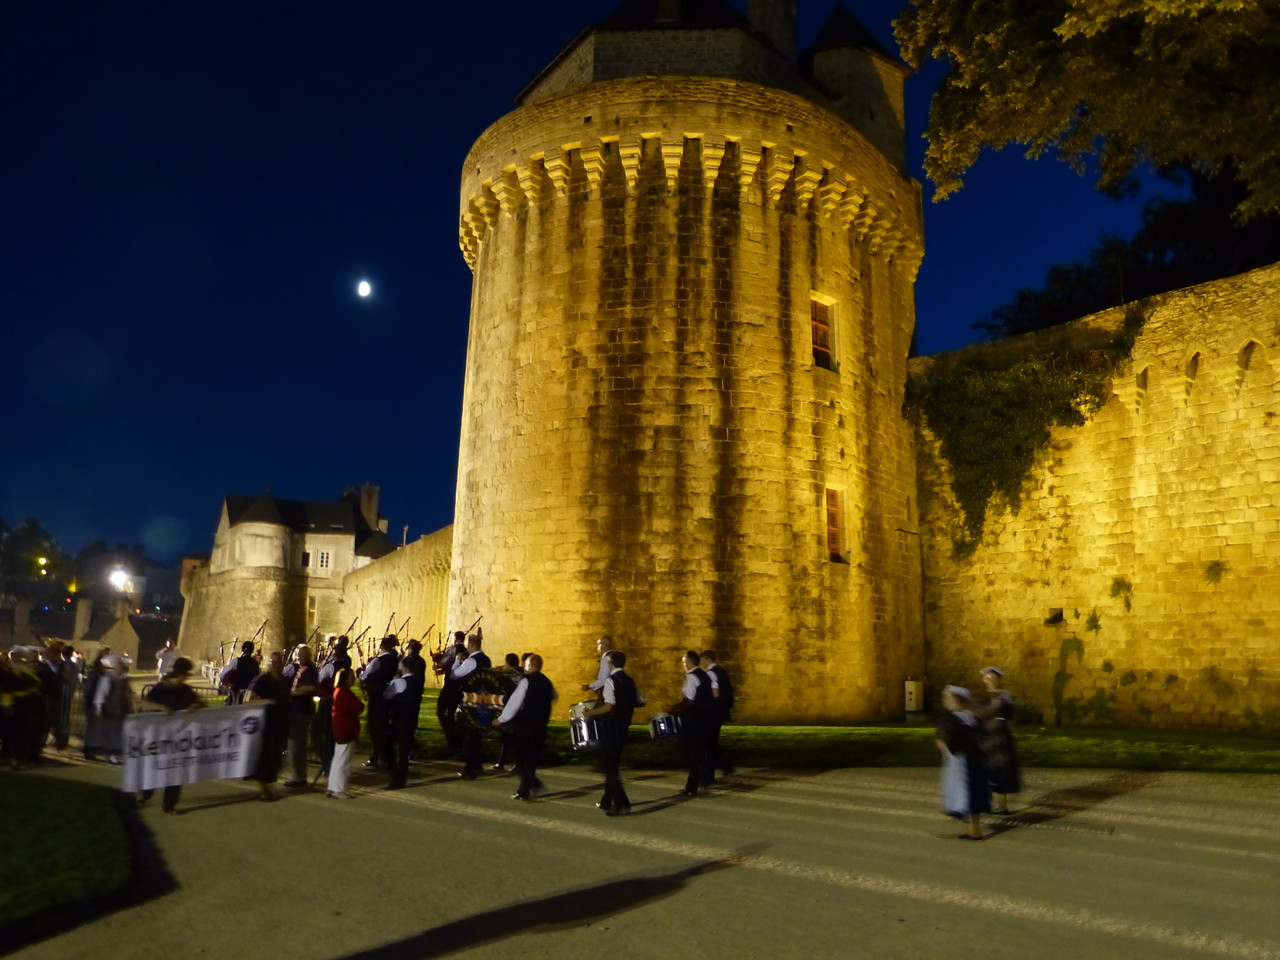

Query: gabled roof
left=355, top=529, right=397, bottom=560
left=230, top=490, right=285, bottom=526
left=802, top=4, right=901, bottom=66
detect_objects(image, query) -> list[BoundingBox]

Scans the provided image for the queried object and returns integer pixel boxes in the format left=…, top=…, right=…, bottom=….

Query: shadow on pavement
left=330, top=849, right=763, bottom=960
left=988, top=771, right=1160, bottom=836
left=1, top=790, right=176, bottom=958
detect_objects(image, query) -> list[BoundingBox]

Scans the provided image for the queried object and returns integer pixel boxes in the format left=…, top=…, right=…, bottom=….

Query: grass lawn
left=404, top=689, right=1280, bottom=774
left=0, top=769, right=133, bottom=932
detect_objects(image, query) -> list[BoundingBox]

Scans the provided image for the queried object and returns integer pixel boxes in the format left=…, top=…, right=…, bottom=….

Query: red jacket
left=331, top=687, right=365, bottom=743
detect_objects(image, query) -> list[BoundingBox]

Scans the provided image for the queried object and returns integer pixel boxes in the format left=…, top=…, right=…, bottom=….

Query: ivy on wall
left=908, top=301, right=1148, bottom=549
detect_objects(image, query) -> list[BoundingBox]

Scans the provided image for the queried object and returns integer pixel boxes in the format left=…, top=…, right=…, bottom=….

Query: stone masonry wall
left=339, top=526, right=453, bottom=659
left=916, top=264, right=1280, bottom=732
left=451, top=77, right=923, bottom=723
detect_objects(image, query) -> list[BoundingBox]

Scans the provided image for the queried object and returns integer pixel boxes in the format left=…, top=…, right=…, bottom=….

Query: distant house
left=177, top=485, right=395, bottom=663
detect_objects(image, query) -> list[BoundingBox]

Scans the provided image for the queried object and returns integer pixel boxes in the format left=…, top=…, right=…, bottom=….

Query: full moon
left=357, top=280, right=372, bottom=298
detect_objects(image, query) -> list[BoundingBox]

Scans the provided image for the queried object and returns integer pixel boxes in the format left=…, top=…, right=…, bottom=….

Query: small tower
left=451, top=0, right=924, bottom=722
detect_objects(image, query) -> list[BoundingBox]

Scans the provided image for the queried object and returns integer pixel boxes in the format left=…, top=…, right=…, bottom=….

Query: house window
left=301, top=551, right=311, bottom=568
left=317, top=551, right=331, bottom=570
left=825, top=489, right=843, bottom=561
left=307, top=595, right=318, bottom=626
left=811, top=298, right=835, bottom=370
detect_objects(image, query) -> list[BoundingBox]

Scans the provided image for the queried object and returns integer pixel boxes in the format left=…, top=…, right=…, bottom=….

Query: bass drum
left=457, top=668, right=518, bottom=730
left=649, top=712, right=682, bottom=740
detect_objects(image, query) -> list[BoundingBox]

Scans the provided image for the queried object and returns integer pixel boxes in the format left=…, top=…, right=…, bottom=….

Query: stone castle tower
left=450, top=0, right=924, bottom=722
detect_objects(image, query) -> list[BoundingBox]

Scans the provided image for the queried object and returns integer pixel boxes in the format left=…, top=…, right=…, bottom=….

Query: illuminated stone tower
left=451, top=0, right=924, bottom=722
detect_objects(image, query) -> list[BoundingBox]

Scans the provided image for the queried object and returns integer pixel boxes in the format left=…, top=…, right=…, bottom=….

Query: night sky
left=3, top=0, right=1178, bottom=566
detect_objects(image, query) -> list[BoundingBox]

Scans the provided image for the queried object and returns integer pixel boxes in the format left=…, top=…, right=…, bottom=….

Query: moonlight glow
left=357, top=280, right=372, bottom=297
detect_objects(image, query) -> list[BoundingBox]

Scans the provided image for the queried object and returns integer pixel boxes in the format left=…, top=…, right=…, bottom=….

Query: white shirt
left=156, top=648, right=182, bottom=676
left=603, top=668, right=646, bottom=706
left=587, top=652, right=611, bottom=691
left=681, top=670, right=704, bottom=701
left=450, top=651, right=483, bottom=681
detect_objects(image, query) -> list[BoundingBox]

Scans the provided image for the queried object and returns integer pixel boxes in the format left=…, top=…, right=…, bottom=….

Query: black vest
left=471, top=651, right=492, bottom=671
left=707, top=664, right=734, bottom=718
left=690, top=667, right=714, bottom=715
left=609, top=670, right=638, bottom=727
left=514, top=672, right=554, bottom=726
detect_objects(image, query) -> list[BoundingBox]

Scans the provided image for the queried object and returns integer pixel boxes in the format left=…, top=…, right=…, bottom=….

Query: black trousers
left=389, top=702, right=420, bottom=787
left=366, top=693, right=390, bottom=766
left=681, top=719, right=714, bottom=793
left=437, top=690, right=461, bottom=755
left=599, top=724, right=629, bottom=809
left=141, top=785, right=181, bottom=811
left=512, top=725, right=547, bottom=798
left=460, top=724, right=484, bottom=775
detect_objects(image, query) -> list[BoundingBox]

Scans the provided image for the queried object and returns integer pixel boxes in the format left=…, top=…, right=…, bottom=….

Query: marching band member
left=669, top=650, right=714, bottom=797
left=451, top=633, right=490, bottom=779
left=359, top=637, right=399, bottom=769
left=583, top=650, right=642, bottom=815
left=581, top=636, right=613, bottom=693
left=494, top=654, right=556, bottom=801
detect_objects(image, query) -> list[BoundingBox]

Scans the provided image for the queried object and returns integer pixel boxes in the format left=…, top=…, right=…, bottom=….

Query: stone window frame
left=1236, top=339, right=1264, bottom=393
left=1183, top=350, right=1202, bottom=404
left=810, top=293, right=838, bottom=372
left=824, top=487, right=847, bottom=563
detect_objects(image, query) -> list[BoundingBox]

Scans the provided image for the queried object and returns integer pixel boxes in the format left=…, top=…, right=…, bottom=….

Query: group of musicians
left=219, top=629, right=736, bottom=811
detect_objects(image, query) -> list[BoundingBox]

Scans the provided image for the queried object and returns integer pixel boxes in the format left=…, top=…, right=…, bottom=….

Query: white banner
left=121, top=702, right=267, bottom=792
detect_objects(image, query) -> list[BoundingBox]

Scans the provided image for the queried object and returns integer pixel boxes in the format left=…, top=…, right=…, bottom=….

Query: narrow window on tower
left=307, top=595, right=318, bottom=626
left=825, top=488, right=845, bottom=562
left=811, top=296, right=836, bottom=371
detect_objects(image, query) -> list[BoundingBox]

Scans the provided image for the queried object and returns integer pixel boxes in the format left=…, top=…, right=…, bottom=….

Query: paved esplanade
left=15, top=762, right=1278, bottom=960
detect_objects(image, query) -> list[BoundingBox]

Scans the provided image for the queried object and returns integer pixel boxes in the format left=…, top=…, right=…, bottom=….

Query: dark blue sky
left=2, top=0, right=1176, bottom=565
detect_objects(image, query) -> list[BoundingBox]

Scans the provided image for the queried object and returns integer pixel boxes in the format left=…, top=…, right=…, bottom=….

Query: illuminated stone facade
left=178, top=488, right=393, bottom=663
left=448, top=2, right=925, bottom=722
left=916, top=264, right=1280, bottom=732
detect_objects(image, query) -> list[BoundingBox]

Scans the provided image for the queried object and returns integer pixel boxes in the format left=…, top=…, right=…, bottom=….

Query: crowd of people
left=6, top=628, right=1020, bottom=840
left=0, top=638, right=196, bottom=770
left=195, top=630, right=740, bottom=817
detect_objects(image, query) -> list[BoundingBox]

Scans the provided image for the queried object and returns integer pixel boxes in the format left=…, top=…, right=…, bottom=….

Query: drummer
left=581, top=636, right=613, bottom=694
left=583, top=650, right=643, bottom=816
left=669, top=650, right=715, bottom=797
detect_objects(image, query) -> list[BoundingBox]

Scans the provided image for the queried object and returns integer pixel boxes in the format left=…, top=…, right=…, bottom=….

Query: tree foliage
left=894, top=0, right=1280, bottom=219
left=976, top=171, right=1280, bottom=338
left=908, top=302, right=1146, bottom=547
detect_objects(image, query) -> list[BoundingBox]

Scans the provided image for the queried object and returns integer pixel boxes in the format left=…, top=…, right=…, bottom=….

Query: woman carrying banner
left=137, top=657, right=202, bottom=814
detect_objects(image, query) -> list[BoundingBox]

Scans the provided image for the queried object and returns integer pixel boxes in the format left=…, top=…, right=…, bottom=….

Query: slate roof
left=803, top=4, right=896, bottom=62
left=225, top=492, right=361, bottom=536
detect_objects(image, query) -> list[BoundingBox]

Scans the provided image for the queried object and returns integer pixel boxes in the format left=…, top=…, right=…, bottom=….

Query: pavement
left=8, top=754, right=1279, bottom=960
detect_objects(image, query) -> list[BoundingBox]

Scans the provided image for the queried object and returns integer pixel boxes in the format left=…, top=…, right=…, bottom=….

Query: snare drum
left=570, top=700, right=596, bottom=721
left=570, top=717, right=601, bottom=752
left=649, top=712, right=682, bottom=740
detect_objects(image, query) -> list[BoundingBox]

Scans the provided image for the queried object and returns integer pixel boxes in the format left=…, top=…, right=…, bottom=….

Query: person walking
left=495, top=654, right=556, bottom=801
left=138, top=658, right=201, bottom=814
left=328, top=668, right=364, bottom=798
left=282, top=644, right=318, bottom=788
left=584, top=650, right=642, bottom=815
